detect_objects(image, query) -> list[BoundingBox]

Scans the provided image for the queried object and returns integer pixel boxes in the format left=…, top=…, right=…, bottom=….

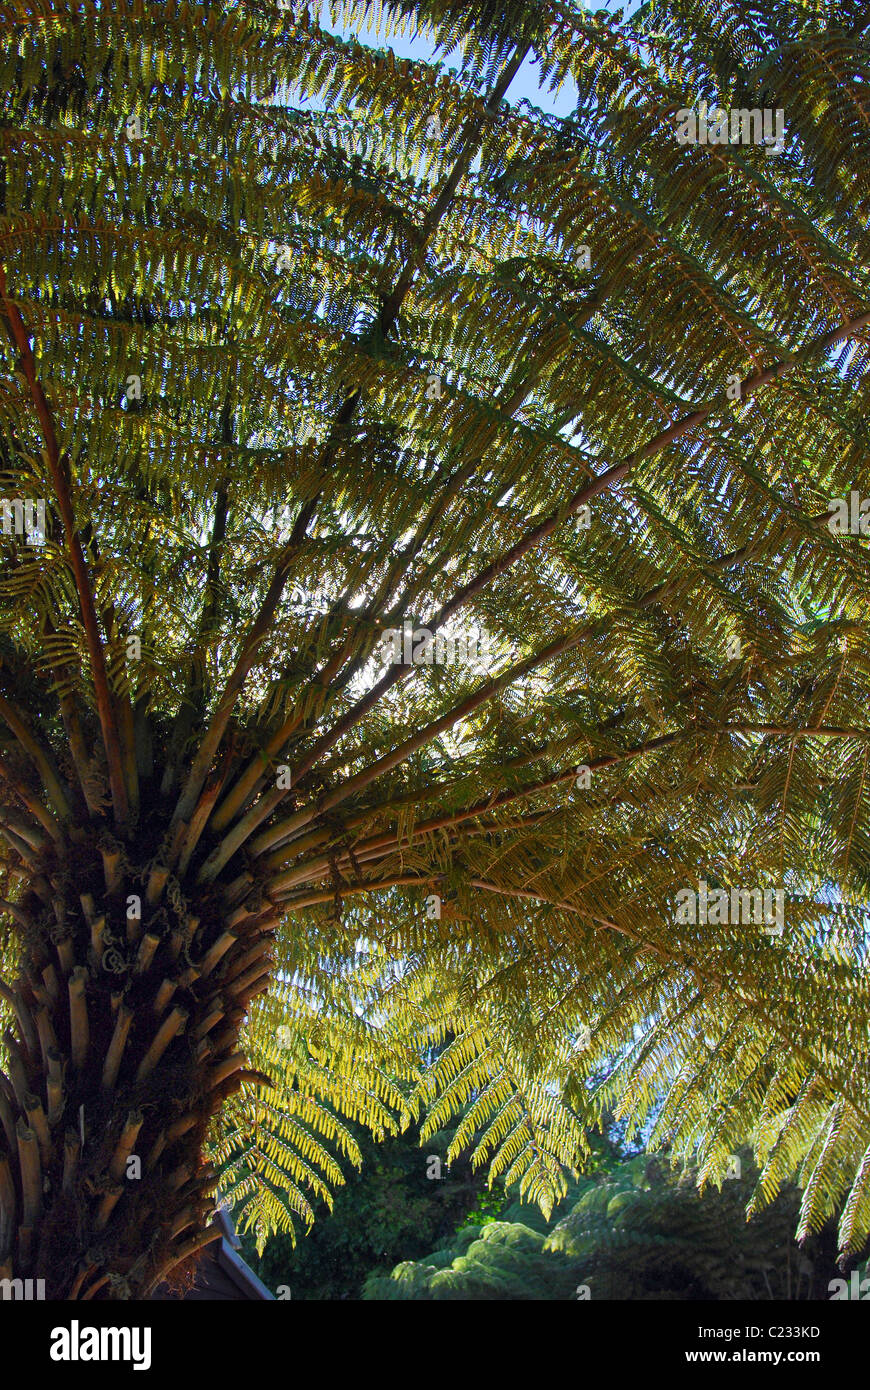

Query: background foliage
left=361, top=1148, right=869, bottom=1301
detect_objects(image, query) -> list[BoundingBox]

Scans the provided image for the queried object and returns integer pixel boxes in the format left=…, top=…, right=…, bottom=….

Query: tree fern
left=0, top=0, right=868, bottom=1297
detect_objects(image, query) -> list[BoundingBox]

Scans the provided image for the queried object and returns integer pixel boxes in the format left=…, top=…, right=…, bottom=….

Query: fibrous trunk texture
left=0, top=820, right=276, bottom=1299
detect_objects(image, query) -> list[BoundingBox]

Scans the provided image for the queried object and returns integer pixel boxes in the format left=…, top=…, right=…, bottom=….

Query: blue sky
left=329, top=0, right=646, bottom=118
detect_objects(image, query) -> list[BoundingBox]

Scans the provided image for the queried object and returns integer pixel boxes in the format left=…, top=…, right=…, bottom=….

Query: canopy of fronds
left=1, top=0, right=870, bottom=1256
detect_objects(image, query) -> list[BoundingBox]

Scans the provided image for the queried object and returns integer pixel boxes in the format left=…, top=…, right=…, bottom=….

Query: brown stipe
left=102, top=1004, right=133, bottom=1091
left=68, top=968, right=89, bottom=1071
left=135, top=1007, right=187, bottom=1084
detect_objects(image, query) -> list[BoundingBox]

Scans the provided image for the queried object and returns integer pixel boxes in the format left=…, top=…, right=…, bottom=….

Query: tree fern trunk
left=0, top=822, right=275, bottom=1299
